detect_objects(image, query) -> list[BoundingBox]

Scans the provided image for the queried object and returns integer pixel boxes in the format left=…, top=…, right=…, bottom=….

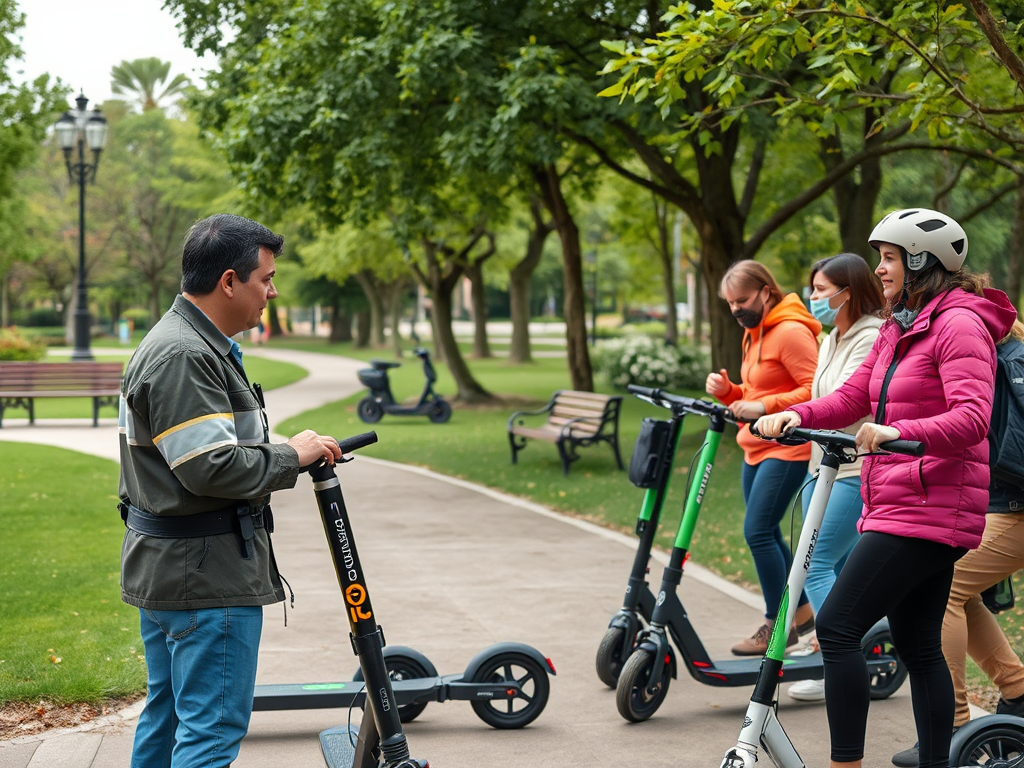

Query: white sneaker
left=788, top=678, right=825, bottom=701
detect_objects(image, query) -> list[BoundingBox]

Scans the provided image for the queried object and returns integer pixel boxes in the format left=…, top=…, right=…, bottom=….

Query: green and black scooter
left=600, top=387, right=907, bottom=723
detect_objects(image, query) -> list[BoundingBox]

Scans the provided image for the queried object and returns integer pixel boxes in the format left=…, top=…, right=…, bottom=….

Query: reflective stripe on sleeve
left=234, top=409, right=264, bottom=446
left=154, top=413, right=236, bottom=469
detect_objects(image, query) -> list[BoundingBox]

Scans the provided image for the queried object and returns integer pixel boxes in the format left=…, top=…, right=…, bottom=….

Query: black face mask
left=732, top=295, right=765, bottom=329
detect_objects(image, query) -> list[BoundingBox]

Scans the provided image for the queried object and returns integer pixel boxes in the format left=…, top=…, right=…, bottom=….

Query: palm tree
left=110, top=58, right=190, bottom=111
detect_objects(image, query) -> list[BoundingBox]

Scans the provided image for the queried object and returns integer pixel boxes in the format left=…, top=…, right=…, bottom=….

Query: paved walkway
left=0, top=348, right=921, bottom=768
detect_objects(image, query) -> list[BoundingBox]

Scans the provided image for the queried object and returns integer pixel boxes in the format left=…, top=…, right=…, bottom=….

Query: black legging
left=817, top=531, right=967, bottom=767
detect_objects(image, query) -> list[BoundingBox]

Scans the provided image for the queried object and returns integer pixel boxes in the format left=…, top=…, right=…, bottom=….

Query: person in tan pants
left=892, top=320, right=1024, bottom=768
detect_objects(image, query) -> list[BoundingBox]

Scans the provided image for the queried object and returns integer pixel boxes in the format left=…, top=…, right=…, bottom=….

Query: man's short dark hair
left=181, top=214, right=284, bottom=296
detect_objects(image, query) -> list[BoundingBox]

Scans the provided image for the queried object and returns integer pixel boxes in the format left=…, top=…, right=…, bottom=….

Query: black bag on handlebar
left=629, top=418, right=673, bottom=488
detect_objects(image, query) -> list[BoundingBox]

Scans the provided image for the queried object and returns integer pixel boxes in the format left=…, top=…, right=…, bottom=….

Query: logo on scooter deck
left=302, top=683, right=348, bottom=690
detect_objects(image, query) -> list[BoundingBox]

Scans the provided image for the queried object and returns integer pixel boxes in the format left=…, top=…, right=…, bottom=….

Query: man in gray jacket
left=118, top=213, right=341, bottom=768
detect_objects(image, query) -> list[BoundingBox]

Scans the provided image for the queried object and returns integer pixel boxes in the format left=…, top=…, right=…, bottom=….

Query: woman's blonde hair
left=721, top=260, right=784, bottom=306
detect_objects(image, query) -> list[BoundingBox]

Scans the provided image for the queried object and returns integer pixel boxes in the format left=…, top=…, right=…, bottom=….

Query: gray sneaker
left=891, top=742, right=918, bottom=768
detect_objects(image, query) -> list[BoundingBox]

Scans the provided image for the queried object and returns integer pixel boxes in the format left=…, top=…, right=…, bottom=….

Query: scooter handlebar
left=336, top=431, right=379, bottom=454
left=627, top=384, right=745, bottom=422
left=301, top=431, right=378, bottom=473
left=749, top=424, right=924, bottom=457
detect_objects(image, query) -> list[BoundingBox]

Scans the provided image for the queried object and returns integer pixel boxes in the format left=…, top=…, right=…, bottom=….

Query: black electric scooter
left=356, top=347, right=451, bottom=424
left=603, top=387, right=907, bottom=723
left=251, top=432, right=554, bottom=768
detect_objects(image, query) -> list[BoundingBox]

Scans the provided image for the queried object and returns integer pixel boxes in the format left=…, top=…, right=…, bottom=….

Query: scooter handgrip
left=879, top=438, right=924, bottom=457
left=337, top=431, right=379, bottom=454
left=627, top=384, right=658, bottom=398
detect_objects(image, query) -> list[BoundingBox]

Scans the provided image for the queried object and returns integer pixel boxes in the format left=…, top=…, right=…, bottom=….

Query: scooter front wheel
left=595, top=626, right=630, bottom=689
left=357, top=397, right=384, bottom=424
left=428, top=399, right=452, bottom=423
left=469, top=651, right=550, bottom=729
left=616, top=647, right=670, bottom=722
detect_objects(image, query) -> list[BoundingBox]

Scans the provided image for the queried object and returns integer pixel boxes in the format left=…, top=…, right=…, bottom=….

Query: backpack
left=989, top=338, right=1024, bottom=490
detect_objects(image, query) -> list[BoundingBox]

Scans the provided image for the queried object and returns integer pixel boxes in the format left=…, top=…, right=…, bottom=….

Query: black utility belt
left=120, top=502, right=273, bottom=559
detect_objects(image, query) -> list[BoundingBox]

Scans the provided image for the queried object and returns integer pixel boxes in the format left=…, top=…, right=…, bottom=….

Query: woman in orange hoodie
left=706, top=260, right=821, bottom=656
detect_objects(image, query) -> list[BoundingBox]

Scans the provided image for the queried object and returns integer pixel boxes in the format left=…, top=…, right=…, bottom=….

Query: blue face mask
left=809, top=289, right=848, bottom=325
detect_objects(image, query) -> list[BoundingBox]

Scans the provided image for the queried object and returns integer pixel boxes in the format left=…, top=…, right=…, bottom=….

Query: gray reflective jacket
left=119, top=295, right=300, bottom=610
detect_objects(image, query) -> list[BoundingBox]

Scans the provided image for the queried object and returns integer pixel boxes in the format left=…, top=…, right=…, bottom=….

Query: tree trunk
left=1008, top=178, right=1024, bottom=311
left=535, top=164, right=593, bottom=391
left=355, top=309, right=371, bottom=348
left=389, top=281, right=404, bottom=358
left=508, top=196, right=553, bottom=364
left=1, top=272, right=9, bottom=327
left=149, top=282, right=162, bottom=328
left=654, top=196, right=678, bottom=346
left=464, top=260, right=491, bottom=358
left=409, top=236, right=495, bottom=403
left=822, top=110, right=884, bottom=257
left=330, top=303, right=352, bottom=342
left=266, top=300, right=284, bottom=337
left=354, top=270, right=386, bottom=348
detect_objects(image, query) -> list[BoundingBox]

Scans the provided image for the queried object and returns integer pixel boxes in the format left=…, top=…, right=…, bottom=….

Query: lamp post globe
left=54, top=93, right=107, bottom=361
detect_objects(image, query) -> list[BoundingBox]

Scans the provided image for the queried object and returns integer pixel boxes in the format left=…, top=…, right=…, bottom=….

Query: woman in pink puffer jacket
left=756, top=208, right=1018, bottom=768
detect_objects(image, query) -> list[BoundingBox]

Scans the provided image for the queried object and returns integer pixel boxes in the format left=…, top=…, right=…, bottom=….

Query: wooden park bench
left=507, top=390, right=624, bottom=475
left=0, top=361, right=123, bottom=428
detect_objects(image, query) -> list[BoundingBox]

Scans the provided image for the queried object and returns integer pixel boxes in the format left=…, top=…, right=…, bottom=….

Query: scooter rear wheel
left=468, top=651, right=550, bottom=729
left=616, top=647, right=670, bottom=722
left=595, top=626, right=630, bottom=689
left=428, top=399, right=451, bottom=423
left=862, top=626, right=908, bottom=700
left=951, top=724, right=1024, bottom=766
left=357, top=397, right=384, bottom=424
left=352, top=652, right=433, bottom=723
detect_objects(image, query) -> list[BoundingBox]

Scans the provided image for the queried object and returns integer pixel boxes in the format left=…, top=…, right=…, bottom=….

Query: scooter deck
left=688, top=650, right=896, bottom=688
left=254, top=672, right=521, bottom=711
left=254, top=676, right=449, bottom=711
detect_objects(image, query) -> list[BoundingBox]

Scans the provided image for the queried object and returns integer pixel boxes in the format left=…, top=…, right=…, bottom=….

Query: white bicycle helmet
left=868, top=208, right=968, bottom=272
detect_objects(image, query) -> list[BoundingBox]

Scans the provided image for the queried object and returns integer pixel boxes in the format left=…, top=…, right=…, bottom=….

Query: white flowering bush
left=593, top=334, right=709, bottom=391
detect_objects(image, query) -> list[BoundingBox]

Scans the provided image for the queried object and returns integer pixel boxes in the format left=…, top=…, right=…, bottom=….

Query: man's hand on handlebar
left=855, top=422, right=902, bottom=454
left=754, top=411, right=802, bottom=438
left=288, top=429, right=343, bottom=467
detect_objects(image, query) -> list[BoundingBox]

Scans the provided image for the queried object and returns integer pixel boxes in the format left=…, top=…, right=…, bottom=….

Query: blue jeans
left=741, top=458, right=810, bottom=620
left=800, top=474, right=863, bottom=614
left=132, top=607, right=263, bottom=768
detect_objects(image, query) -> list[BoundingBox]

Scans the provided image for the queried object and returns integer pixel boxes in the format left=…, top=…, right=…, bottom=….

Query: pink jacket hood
left=790, top=287, right=1017, bottom=549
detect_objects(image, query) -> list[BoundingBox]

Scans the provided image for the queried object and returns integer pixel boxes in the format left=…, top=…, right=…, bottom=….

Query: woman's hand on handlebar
left=855, top=422, right=902, bottom=454
left=706, top=368, right=732, bottom=399
left=729, top=400, right=766, bottom=421
left=754, top=411, right=802, bottom=438
left=288, top=429, right=343, bottom=467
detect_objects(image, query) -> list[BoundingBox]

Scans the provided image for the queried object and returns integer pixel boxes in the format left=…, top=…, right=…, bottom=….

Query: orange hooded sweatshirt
left=718, top=293, right=821, bottom=465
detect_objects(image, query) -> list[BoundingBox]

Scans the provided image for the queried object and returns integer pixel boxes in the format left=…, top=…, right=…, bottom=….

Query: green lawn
left=1, top=355, right=307, bottom=422
left=0, top=444, right=144, bottom=704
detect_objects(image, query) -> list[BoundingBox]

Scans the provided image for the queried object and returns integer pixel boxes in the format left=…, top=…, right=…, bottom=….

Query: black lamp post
left=54, top=94, right=108, bottom=361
